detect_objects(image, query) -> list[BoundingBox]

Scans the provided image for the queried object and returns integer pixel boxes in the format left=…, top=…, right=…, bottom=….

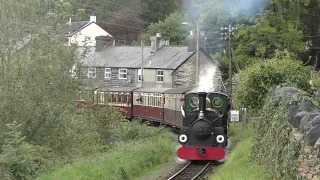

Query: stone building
left=82, top=32, right=221, bottom=91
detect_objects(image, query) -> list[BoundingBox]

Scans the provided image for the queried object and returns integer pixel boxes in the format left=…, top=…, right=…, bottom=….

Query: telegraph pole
left=221, top=25, right=237, bottom=98
left=141, top=39, right=144, bottom=88
left=221, top=25, right=237, bottom=126
left=196, top=19, right=200, bottom=86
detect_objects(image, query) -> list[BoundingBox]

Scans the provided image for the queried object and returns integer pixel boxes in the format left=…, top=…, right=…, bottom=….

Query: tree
left=139, top=0, right=182, bottom=25
left=106, top=8, right=145, bottom=45
left=140, top=11, right=192, bottom=45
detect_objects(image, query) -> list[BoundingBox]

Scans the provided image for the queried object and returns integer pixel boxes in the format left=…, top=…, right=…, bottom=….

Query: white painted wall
left=68, top=23, right=112, bottom=47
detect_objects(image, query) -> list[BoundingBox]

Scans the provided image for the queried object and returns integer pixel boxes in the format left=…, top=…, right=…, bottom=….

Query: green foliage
left=140, top=11, right=192, bottom=45
left=210, top=123, right=266, bottom=180
left=139, top=0, right=182, bottom=24
left=116, top=121, right=167, bottom=142
left=0, top=122, right=37, bottom=180
left=80, top=105, right=125, bottom=145
left=233, top=50, right=311, bottom=110
left=251, top=95, right=301, bottom=179
left=36, top=131, right=175, bottom=180
left=211, top=138, right=266, bottom=180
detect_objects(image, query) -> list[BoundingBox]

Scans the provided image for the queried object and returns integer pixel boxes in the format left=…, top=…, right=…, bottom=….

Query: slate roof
left=143, top=46, right=194, bottom=69
left=84, top=46, right=152, bottom=68
left=84, top=46, right=195, bottom=70
left=61, top=21, right=90, bottom=37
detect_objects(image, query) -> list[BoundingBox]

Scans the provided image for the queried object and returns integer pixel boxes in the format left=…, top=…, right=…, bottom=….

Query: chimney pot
left=190, top=31, right=193, bottom=35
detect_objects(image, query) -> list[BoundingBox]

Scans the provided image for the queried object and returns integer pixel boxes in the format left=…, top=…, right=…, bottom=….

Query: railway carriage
left=132, top=88, right=171, bottom=122
left=80, top=87, right=138, bottom=119
left=163, top=88, right=191, bottom=127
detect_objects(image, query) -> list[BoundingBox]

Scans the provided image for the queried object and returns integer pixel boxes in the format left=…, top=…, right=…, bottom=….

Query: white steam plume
left=196, top=65, right=220, bottom=92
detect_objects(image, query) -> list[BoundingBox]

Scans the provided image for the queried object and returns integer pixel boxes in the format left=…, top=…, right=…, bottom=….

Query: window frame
left=88, top=68, right=96, bottom=78
left=105, top=68, right=111, bottom=79
left=119, top=68, right=127, bottom=79
left=156, top=70, right=164, bottom=83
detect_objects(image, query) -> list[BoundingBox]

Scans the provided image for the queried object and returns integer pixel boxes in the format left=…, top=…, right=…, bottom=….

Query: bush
left=233, top=50, right=311, bottom=111
left=0, top=122, right=38, bottom=180
left=251, top=94, right=301, bottom=179
left=115, top=120, right=168, bottom=142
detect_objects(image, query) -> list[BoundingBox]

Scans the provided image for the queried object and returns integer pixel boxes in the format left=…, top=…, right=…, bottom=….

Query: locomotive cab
left=177, top=91, right=230, bottom=161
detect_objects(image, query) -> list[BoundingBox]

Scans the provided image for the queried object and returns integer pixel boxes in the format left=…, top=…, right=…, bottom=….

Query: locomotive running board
left=177, top=146, right=225, bottom=160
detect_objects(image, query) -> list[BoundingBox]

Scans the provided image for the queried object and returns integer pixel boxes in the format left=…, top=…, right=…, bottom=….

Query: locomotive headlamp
left=179, top=134, right=188, bottom=143
left=216, top=135, right=225, bottom=143
left=199, top=111, right=204, bottom=119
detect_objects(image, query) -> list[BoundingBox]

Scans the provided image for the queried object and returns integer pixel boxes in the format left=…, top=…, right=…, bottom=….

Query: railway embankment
left=36, top=122, right=177, bottom=180
left=214, top=55, right=319, bottom=179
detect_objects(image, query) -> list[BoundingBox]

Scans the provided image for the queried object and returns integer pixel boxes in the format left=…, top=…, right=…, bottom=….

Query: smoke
left=225, top=0, right=270, bottom=16
left=181, top=0, right=270, bottom=19
left=196, top=65, right=220, bottom=92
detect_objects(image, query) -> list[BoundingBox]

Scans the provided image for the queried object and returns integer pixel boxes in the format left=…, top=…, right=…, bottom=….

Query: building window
left=119, top=68, right=127, bottom=79
left=156, top=70, right=164, bottom=83
left=88, top=68, right=96, bottom=78
left=137, top=69, right=142, bottom=82
left=105, top=68, right=111, bottom=78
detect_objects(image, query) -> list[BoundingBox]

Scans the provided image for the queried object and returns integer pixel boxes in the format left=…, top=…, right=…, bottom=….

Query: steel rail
left=167, top=161, right=210, bottom=180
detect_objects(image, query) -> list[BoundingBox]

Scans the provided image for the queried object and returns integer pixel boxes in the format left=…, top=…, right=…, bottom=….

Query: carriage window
left=156, top=97, right=159, bottom=107
left=99, top=92, right=105, bottom=104
left=116, top=94, right=119, bottom=103
left=127, top=95, right=131, bottom=106
left=105, top=93, right=110, bottom=104
left=151, top=96, right=153, bottom=106
left=112, top=94, right=116, bottom=103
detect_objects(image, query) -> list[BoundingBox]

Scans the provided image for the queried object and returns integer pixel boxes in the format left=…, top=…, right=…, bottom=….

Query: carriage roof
left=96, top=87, right=138, bottom=92
left=133, top=88, right=172, bottom=93
left=164, top=88, right=191, bottom=94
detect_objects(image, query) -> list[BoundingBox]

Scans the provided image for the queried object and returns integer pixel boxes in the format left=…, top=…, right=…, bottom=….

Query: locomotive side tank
left=177, top=91, right=230, bottom=161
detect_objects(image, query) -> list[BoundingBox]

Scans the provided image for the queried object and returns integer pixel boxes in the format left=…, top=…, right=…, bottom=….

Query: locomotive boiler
left=177, top=91, right=230, bottom=161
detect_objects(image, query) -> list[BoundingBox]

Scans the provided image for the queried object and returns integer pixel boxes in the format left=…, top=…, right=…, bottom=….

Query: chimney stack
left=150, top=33, right=170, bottom=53
left=95, top=36, right=115, bottom=52
left=90, top=16, right=96, bottom=22
left=187, top=31, right=206, bottom=52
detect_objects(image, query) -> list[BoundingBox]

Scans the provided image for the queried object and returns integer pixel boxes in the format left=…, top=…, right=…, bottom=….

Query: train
left=77, top=87, right=231, bottom=161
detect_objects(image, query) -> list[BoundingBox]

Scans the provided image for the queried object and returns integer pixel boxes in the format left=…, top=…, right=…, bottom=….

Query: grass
left=37, top=134, right=175, bottom=180
left=210, top=123, right=267, bottom=180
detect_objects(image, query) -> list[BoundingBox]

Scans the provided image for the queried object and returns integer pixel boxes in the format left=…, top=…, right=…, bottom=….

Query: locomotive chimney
left=198, top=92, right=207, bottom=119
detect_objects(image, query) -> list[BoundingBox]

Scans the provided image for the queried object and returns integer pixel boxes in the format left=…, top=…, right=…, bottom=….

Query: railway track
left=167, top=161, right=211, bottom=180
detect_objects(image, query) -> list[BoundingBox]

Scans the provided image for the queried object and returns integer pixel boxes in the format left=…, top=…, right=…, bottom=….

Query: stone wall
left=82, top=67, right=136, bottom=88
left=274, top=86, right=320, bottom=179
left=172, top=56, right=196, bottom=88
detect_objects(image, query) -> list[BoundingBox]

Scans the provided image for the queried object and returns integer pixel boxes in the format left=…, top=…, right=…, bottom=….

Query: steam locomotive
left=177, top=91, right=230, bottom=161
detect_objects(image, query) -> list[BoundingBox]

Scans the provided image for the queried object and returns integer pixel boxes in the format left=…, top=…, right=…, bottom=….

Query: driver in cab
left=180, top=98, right=186, bottom=117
